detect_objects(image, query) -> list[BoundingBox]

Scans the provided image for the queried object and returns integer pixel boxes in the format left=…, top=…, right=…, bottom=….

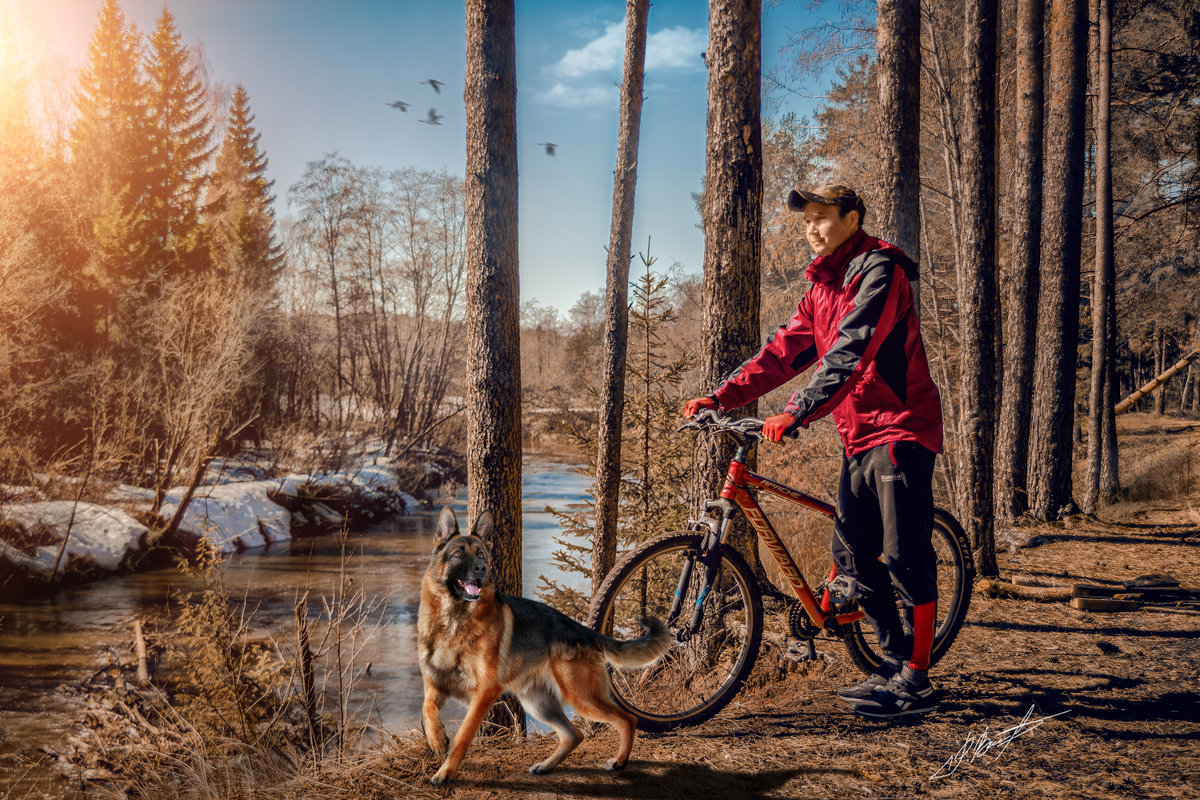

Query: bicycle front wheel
left=841, top=507, right=975, bottom=674
left=587, top=531, right=764, bottom=732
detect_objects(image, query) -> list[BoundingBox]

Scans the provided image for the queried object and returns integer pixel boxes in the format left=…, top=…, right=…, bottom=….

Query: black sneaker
left=851, top=666, right=937, bottom=719
left=836, top=659, right=902, bottom=701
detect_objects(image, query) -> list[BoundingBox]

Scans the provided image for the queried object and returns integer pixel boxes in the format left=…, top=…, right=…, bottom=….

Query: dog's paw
left=430, top=768, right=452, bottom=786
left=605, top=758, right=626, bottom=771
left=528, top=761, right=555, bottom=775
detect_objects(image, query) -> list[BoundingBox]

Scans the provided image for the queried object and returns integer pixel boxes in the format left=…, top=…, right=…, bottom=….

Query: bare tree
left=289, top=154, right=360, bottom=430
left=957, top=0, right=999, bottom=574
left=1083, top=0, right=1119, bottom=511
left=1029, top=0, right=1088, bottom=521
left=593, top=0, right=649, bottom=595
left=697, top=0, right=763, bottom=575
left=465, top=0, right=522, bottom=597
left=995, top=0, right=1044, bottom=522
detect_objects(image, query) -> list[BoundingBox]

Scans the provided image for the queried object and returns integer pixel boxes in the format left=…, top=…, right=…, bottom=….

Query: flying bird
left=421, top=78, right=444, bottom=94
left=538, top=142, right=558, bottom=157
left=386, top=100, right=410, bottom=111
left=419, top=107, right=444, bottom=125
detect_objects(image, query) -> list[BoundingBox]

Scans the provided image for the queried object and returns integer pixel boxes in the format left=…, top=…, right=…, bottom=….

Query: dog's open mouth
left=457, top=580, right=482, bottom=601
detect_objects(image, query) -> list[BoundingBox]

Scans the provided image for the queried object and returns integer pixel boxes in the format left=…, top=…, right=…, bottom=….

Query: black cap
left=786, top=183, right=867, bottom=222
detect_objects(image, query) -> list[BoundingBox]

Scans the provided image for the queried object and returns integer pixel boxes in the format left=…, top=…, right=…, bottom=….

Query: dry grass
left=298, top=413, right=1200, bottom=800
left=53, top=413, right=1200, bottom=800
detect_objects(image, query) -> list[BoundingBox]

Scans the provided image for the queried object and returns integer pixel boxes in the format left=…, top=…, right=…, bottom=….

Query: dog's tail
left=601, top=616, right=672, bottom=669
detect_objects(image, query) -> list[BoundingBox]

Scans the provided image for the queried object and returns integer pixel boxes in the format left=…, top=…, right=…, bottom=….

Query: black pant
left=830, top=440, right=937, bottom=663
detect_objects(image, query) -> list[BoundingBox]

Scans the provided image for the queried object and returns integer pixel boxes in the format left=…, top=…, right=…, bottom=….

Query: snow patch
left=0, top=501, right=148, bottom=579
left=159, top=481, right=292, bottom=553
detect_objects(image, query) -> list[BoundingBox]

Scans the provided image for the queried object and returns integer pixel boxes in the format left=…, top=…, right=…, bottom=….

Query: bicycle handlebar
left=677, top=409, right=799, bottom=441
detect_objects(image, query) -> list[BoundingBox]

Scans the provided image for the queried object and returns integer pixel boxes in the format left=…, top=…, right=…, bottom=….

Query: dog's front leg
left=431, top=685, right=504, bottom=785
left=421, top=680, right=450, bottom=758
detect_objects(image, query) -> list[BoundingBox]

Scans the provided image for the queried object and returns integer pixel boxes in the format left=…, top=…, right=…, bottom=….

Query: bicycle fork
left=666, top=498, right=737, bottom=638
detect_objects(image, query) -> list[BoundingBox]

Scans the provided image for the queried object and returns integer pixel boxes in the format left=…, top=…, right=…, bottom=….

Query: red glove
left=761, top=412, right=798, bottom=442
left=684, top=396, right=719, bottom=417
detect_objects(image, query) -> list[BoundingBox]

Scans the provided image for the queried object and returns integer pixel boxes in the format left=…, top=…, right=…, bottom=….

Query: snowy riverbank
left=0, top=451, right=454, bottom=594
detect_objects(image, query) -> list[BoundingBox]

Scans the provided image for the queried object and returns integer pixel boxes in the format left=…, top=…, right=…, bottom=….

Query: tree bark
left=957, top=0, right=999, bottom=575
left=1084, top=0, right=1119, bottom=511
left=1152, top=328, right=1167, bottom=414
left=464, top=0, right=522, bottom=600
left=876, top=0, right=922, bottom=263
left=1028, top=0, right=1088, bottom=521
left=465, top=0, right=523, bottom=734
left=697, top=0, right=763, bottom=575
left=593, top=0, right=650, bottom=596
left=995, top=0, right=1044, bottom=522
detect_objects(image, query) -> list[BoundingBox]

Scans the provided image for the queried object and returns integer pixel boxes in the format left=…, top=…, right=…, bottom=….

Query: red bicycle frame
left=720, top=460, right=866, bottom=629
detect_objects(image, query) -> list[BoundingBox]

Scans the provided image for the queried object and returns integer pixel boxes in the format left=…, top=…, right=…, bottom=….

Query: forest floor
left=325, top=414, right=1200, bottom=800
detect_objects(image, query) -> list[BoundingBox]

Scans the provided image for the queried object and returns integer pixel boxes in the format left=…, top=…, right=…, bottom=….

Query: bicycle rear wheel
left=840, top=508, right=974, bottom=674
left=587, top=531, right=764, bottom=732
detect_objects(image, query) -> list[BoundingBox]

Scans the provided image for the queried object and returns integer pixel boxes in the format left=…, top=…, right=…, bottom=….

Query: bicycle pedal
left=785, top=638, right=818, bottom=663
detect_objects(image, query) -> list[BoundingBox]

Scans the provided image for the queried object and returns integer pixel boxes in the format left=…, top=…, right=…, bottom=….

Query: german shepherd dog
left=417, top=507, right=670, bottom=785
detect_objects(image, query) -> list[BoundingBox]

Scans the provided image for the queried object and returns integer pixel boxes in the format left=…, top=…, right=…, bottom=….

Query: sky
left=7, top=0, right=840, bottom=315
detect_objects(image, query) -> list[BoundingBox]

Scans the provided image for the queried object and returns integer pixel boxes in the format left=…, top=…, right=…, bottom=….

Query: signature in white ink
left=931, top=705, right=1070, bottom=780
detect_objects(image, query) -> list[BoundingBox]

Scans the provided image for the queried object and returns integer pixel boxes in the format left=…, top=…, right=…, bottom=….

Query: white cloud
left=552, top=22, right=707, bottom=79
left=555, top=22, right=626, bottom=78
left=535, top=82, right=618, bottom=110
left=645, top=26, right=708, bottom=72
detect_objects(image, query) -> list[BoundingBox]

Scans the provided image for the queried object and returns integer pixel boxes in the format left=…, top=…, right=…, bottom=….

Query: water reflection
left=0, top=456, right=589, bottom=796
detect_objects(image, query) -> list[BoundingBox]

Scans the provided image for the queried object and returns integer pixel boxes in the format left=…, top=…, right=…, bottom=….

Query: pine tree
left=539, top=248, right=694, bottom=619
left=70, top=0, right=153, bottom=336
left=207, top=84, right=282, bottom=295
left=146, top=7, right=214, bottom=278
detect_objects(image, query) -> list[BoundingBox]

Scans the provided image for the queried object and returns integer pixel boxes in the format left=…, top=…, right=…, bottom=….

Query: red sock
left=908, top=601, right=936, bottom=671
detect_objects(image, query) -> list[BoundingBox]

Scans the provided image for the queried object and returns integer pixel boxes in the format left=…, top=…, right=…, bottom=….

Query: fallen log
left=1115, top=346, right=1200, bottom=414
left=1011, top=574, right=1071, bottom=588
left=1070, top=596, right=1140, bottom=611
left=977, top=578, right=1073, bottom=602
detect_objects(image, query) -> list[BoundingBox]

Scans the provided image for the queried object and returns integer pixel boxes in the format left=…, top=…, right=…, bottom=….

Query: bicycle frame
left=708, top=440, right=866, bottom=631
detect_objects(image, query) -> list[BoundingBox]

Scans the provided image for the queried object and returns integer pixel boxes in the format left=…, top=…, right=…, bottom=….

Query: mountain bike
left=587, top=410, right=974, bottom=732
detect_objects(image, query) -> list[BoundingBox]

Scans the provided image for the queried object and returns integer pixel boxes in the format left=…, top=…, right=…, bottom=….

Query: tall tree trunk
left=464, top=0, right=523, bottom=732
left=958, top=0, right=999, bottom=576
left=593, top=0, right=650, bottom=596
left=876, top=0, right=921, bottom=266
left=1152, top=328, right=1166, bottom=414
left=1084, top=0, right=1119, bottom=510
left=697, top=0, right=763, bottom=576
left=995, top=0, right=1044, bottom=522
left=1028, top=0, right=1088, bottom=521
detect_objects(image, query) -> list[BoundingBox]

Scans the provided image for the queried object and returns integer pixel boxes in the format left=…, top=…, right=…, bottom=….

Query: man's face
left=802, top=203, right=859, bottom=256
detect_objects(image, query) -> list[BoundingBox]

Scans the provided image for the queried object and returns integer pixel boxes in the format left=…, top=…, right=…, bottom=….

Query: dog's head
left=429, top=506, right=495, bottom=603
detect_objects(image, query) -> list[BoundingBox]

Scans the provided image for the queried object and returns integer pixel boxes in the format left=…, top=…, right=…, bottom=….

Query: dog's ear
left=435, top=506, right=460, bottom=551
left=470, top=511, right=494, bottom=544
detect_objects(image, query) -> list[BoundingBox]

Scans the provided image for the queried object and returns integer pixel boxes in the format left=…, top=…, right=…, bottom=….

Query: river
left=0, top=455, right=590, bottom=797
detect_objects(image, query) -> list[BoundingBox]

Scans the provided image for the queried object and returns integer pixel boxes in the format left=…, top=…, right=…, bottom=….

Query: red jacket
left=712, top=230, right=943, bottom=457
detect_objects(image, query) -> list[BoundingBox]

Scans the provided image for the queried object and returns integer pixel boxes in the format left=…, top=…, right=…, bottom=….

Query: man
left=684, top=184, right=944, bottom=719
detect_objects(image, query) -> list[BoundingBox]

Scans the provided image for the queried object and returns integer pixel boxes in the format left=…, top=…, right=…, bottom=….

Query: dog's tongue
left=463, top=582, right=481, bottom=597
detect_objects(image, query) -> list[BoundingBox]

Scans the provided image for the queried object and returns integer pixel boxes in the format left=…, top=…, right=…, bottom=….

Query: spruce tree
left=146, top=7, right=214, bottom=278
left=538, top=247, right=694, bottom=618
left=206, top=84, right=282, bottom=295
left=70, top=0, right=154, bottom=335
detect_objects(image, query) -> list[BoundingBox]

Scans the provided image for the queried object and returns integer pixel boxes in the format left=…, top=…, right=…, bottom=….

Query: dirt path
left=340, top=481, right=1200, bottom=799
